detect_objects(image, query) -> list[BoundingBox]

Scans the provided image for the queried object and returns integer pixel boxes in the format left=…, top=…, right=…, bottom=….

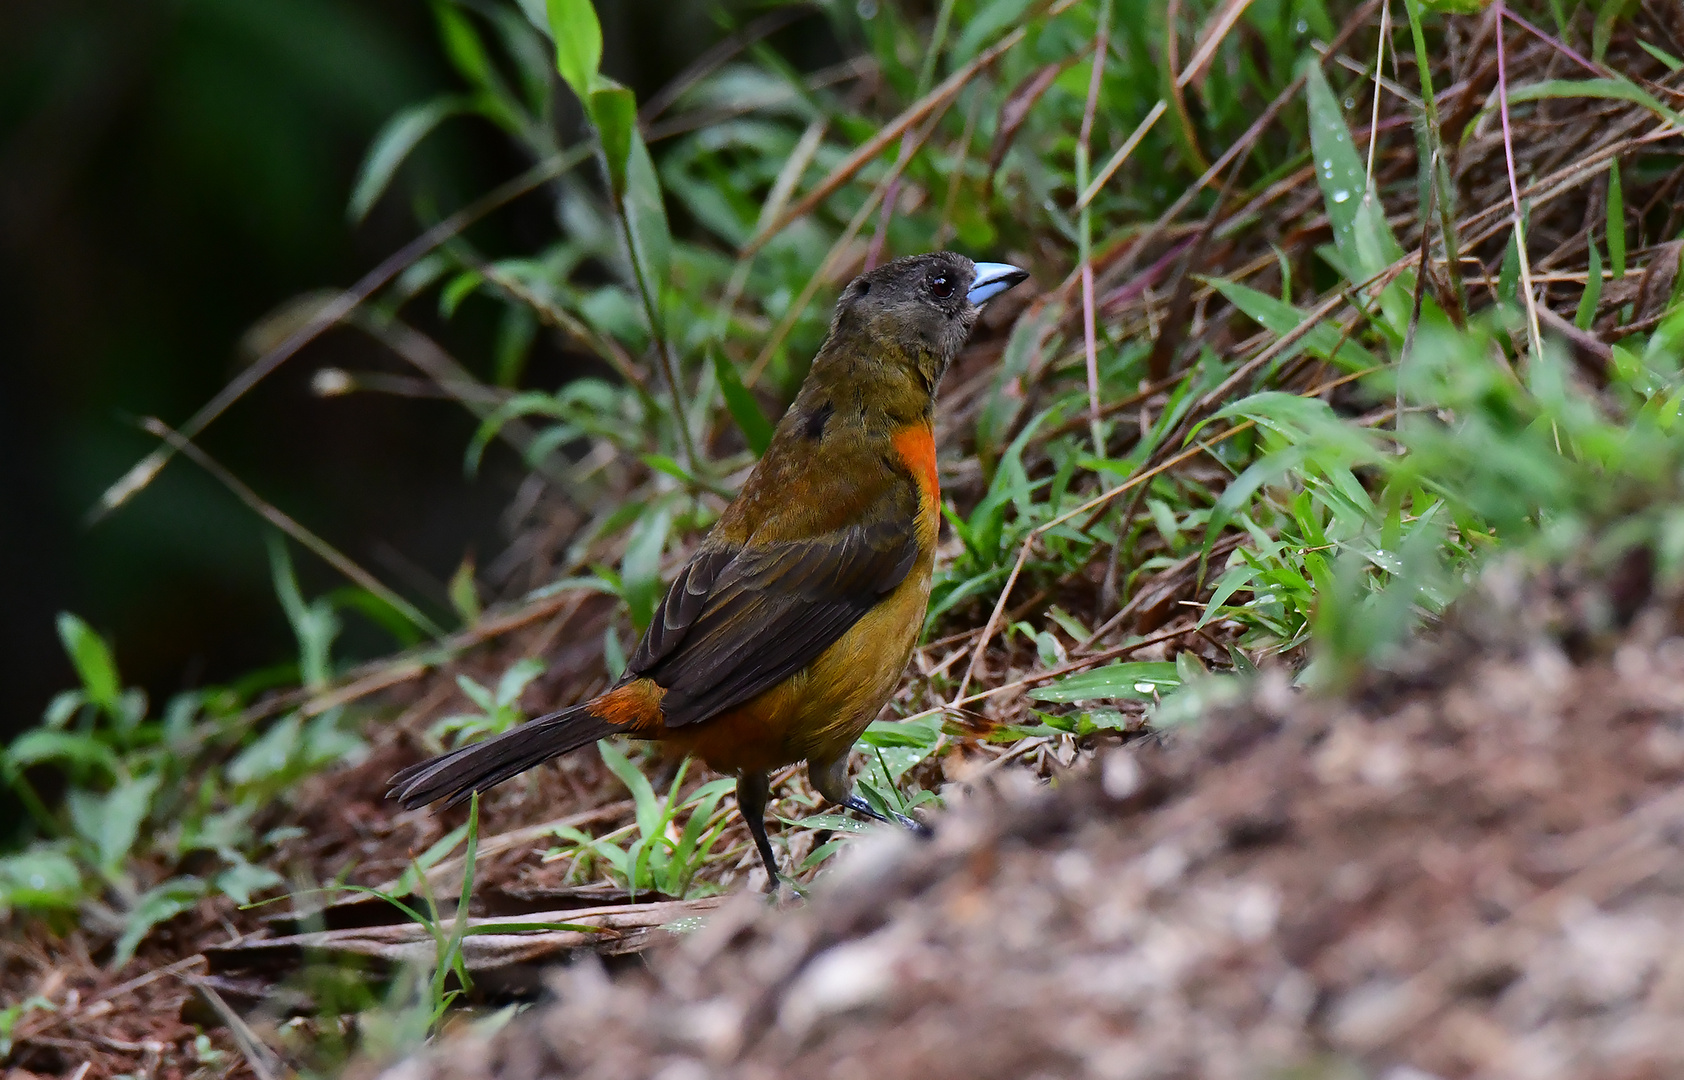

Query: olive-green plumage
left=390, top=251, right=1027, bottom=881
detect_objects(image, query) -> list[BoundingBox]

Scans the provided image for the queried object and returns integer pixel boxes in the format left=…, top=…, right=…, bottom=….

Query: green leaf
left=1199, top=564, right=1259, bottom=628
left=456, top=675, right=497, bottom=714
left=350, top=96, right=470, bottom=223
left=267, top=535, right=339, bottom=690
left=215, top=857, right=284, bottom=907
left=1498, top=225, right=1522, bottom=304
left=1203, top=277, right=1376, bottom=369
left=1638, top=39, right=1684, bottom=72
left=435, top=3, right=497, bottom=89
left=1608, top=158, right=1626, bottom=280
left=620, top=505, right=671, bottom=633
left=1576, top=242, right=1603, bottom=330
left=620, top=129, right=674, bottom=296
left=56, top=613, right=120, bottom=717
left=545, top=0, right=602, bottom=100
left=588, top=80, right=638, bottom=198
left=435, top=793, right=481, bottom=1007
left=448, top=555, right=482, bottom=627
left=1489, top=78, right=1684, bottom=131
left=495, top=658, right=546, bottom=707
left=69, top=773, right=159, bottom=870
left=113, top=877, right=208, bottom=967
left=1644, top=306, right=1684, bottom=369
left=712, top=352, right=774, bottom=456
left=395, top=821, right=472, bottom=894
left=227, top=713, right=304, bottom=787
left=597, top=740, right=660, bottom=840
left=603, top=623, right=626, bottom=680
left=780, top=813, right=871, bottom=834
left=1030, top=661, right=1180, bottom=702
left=1303, top=62, right=1405, bottom=283
left=950, top=0, right=1034, bottom=66
left=0, top=849, right=84, bottom=913
left=860, top=716, right=943, bottom=783
left=1594, top=0, right=1635, bottom=63
left=42, top=690, right=84, bottom=729
left=6, top=729, right=120, bottom=777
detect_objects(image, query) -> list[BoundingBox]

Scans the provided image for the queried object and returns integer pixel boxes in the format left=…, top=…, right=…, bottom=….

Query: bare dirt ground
left=387, top=551, right=1684, bottom=1080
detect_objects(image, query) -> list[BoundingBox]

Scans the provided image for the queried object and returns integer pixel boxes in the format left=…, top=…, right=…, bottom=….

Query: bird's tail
left=387, top=702, right=618, bottom=810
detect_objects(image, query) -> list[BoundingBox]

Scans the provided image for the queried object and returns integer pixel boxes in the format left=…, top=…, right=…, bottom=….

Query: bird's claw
left=893, top=811, right=933, bottom=839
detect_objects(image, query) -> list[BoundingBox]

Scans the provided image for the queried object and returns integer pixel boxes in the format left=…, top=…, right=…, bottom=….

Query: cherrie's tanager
left=389, top=253, right=1029, bottom=880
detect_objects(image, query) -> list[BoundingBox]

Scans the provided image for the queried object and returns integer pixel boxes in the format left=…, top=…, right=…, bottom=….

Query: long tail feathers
left=387, top=704, right=617, bottom=810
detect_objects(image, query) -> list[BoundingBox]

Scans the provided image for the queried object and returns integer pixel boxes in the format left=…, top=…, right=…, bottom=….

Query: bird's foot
left=843, top=795, right=932, bottom=839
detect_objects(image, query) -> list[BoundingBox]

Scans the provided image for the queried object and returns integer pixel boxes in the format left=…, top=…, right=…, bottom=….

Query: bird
left=389, top=252, right=1029, bottom=882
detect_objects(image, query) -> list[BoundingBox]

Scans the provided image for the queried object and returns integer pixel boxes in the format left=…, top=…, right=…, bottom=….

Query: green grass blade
left=1576, top=242, right=1603, bottom=330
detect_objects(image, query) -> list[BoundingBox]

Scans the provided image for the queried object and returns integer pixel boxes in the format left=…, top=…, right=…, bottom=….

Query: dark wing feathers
left=627, top=546, right=734, bottom=674
left=626, top=506, right=919, bottom=729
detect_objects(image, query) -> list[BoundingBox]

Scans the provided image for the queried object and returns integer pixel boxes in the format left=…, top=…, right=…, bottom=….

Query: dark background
left=0, top=0, right=822, bottom=745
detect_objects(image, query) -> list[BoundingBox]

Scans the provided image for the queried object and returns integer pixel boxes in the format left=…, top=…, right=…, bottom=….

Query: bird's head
left=820, top=252, right=1028, bottom=396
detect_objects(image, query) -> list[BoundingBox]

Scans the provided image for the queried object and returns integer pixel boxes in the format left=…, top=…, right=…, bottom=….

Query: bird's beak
left=968, top=262, right=1029, bottom=306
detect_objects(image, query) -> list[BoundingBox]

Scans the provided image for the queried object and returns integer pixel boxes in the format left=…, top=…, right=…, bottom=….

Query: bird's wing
left=624, top=500, right=920, bottom=728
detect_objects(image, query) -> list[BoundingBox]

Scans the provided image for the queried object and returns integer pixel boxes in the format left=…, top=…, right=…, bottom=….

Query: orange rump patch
left=591, top=679, right=665, bottom=731
left=892, top=424, right=938, bottom=505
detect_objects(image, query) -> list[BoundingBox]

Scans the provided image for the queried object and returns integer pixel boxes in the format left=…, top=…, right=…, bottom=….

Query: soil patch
left=397, top=557, right=1684, bottom=1080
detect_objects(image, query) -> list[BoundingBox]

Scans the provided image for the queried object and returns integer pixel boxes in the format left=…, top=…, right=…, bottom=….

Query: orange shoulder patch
left=891, top=424, right=939, bottom=505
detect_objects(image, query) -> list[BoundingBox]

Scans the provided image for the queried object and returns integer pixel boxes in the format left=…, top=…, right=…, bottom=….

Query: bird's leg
left=808, top=755, right=931, bottom=838
left=735, top=770, right=783, bottom=885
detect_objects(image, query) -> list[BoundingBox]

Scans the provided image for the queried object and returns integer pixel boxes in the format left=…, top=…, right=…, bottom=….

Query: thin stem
left=621, top=214, right=702, bottom=471
left=1494, top=1, right=1545, bottom=361
left=1401, top=0, right=1468, bottom=321
left=1366, top=0, right=1392, bottom=193
left=1078, top=0, right=1113, bottom=458
left=933, top=90, right=984, bottom=248
left=91, top=153, right=581, bottom=522
left=915, top=0, right=959, bottom=99
left=144, top=418, right=446, bottom=638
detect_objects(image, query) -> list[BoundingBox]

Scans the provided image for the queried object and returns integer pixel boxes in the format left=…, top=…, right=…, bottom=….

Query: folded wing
left=626, top=491, right=920, bottom=728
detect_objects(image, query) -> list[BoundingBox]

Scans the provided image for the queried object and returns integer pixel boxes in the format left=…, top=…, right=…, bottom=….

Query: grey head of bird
left=821, top=251, right=1029, bottom=387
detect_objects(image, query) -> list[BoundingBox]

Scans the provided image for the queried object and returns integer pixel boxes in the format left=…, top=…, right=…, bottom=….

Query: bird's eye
left=928, top=273, right=954, bottom=299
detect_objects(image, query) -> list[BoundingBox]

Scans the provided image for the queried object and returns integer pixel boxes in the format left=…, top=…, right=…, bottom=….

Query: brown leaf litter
left=390, top=553, right=1684, bottom=1080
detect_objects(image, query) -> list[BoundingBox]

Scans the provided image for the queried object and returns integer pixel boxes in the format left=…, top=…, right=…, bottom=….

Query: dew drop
left=1133, top=682, right=1156, bottom=694
left=857, top=0, right=878, bottom=17
left=1332, top=189, right=1351, bottom=203
left=1296, top=18, right=1309, bottom=33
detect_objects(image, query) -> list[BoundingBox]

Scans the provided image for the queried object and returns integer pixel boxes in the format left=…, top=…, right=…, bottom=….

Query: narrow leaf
left=1576, top=242, right=1603, bottom=330
left=1303, top=62, right=1404, bottom=281
left=588, top=81, right=637, bottom=199
left=712, top=353, right=773, bottom=456
left=56, top=613, right=120, bottom=716
left=620, top=129, right=673, bottom=293
left=349, top=97, right=469, bottom=223
left=1608, top=158, right=1626, bottom=280
left=545, top=0, right=602, bottom=100
left=1030, top=661, right=1180, bottom=703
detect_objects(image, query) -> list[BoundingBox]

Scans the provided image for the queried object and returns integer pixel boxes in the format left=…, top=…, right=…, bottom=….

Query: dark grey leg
left=735, top=770, right=782, bottom=883
left=808, top=755, right=931, bottom=837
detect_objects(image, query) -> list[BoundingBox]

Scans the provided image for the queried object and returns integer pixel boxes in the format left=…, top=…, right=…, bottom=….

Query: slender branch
left=143, top=419, right=445, bottom=638
left=91, top=154, right=582, bottom=522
